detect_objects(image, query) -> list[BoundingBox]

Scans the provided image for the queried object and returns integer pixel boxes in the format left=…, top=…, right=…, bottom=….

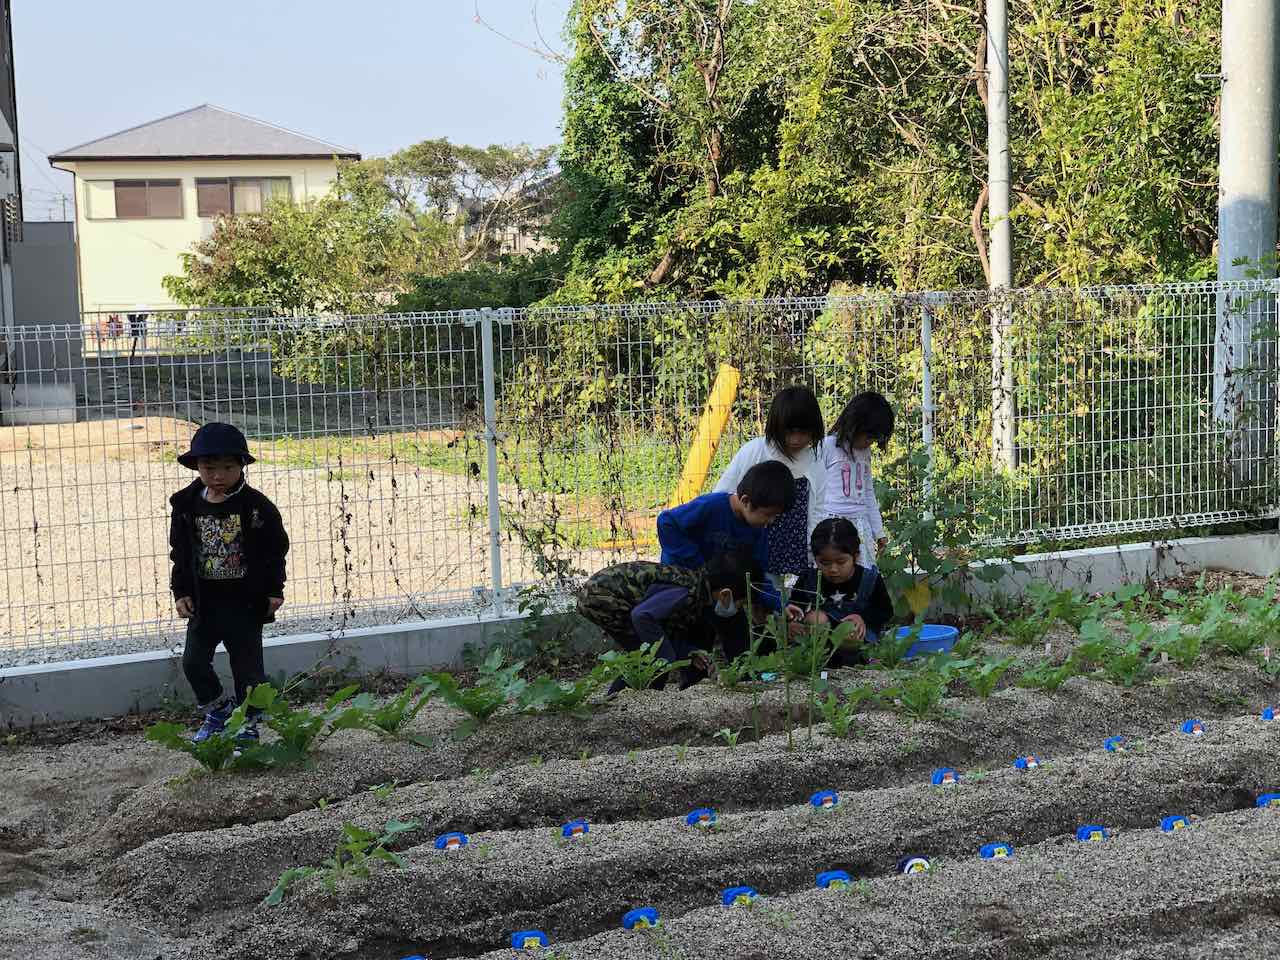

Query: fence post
left=920, top=302, right=935, bottom=505
left=478, top=307, right=505, bottom=615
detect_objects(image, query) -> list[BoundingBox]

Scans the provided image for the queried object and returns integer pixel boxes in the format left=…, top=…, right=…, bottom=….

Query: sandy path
left=0, top=417, right=615, bottom=658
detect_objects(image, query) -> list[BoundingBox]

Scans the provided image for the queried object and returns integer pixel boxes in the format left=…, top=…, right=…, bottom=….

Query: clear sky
left=13, top=0, right=570, bottom=221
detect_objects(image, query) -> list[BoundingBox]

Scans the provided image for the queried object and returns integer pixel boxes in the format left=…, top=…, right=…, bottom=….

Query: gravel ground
left=171, top=711, right=1280, bottom=959
left=109, top=664, right=1277, bottom=921
left=464, top=807, right=1280, bottom=960
left=1, top=649, right=1275, bottom=960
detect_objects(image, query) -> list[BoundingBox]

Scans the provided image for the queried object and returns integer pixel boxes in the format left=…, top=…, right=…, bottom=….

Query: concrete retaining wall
left=2, top=531, right=1277, bottom=728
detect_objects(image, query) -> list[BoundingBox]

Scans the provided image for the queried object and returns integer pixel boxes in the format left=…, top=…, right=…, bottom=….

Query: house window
left=196, top=177, right=293, bottom=217
left=112, top=180, right=182, bottom=218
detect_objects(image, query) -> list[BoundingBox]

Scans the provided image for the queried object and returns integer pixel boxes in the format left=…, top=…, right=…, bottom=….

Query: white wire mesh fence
left=1, top=279, right=1276, bottom=657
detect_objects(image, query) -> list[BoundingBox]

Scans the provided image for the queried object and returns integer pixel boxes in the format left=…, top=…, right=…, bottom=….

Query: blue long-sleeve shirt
left=656, top=492, right=780, bottom=610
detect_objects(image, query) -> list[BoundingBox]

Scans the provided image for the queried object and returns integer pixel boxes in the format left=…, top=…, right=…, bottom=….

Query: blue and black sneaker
left=235, top=708, right=264, bottom=745
left=192, top=699, right=234, bottom=743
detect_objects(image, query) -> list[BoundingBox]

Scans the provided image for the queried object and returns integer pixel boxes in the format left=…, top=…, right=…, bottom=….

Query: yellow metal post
left=601, top=363, right=740, bottom=551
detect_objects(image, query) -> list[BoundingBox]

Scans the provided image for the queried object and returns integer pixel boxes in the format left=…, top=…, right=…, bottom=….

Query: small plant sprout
left=714, top=727, right=744, bottom=749
left=1181, top=719, right=1205, bottom=737
left=622, top=907, right=660, bottom=930
left=1257, top=793, right=1280, bottom=808
left=434, top=831, right=468, bottom=851
left=368, top=780, right=401, bottom=801
left=675, top=741, right=691, bottom=762
left=626, top=749, right=638, bottom=764
left=530, top=755, right=544, bottom=767
left=931, top=767, right=961, bottom=786
left=816, top=870, right=852, bottom=890
left=685, top=807, right=718, bottom=828
left=261, top=819, right=418, bottom=907
left=511, top=930, right=549, bottom=949
left=722, top=885, right=759, bottom=908
left=1104, top=736, right=1126, bottom=753
left=579, top=747, right=592, bottom=766
left=979, top=842, right=1015, bottom=860
left=1160, top=815, right=1190, bottom=832
left=1076, top=825, right=1111, bottom=842
left=1014, top=755, right=1042, bottom=770
left=897, top=856, right=932, bottom=875
left=562, top=819, right=590, bottom=839
left=810, top=790, right=839, bottom=810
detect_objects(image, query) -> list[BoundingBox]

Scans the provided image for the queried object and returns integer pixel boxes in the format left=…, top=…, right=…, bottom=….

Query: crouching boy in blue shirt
left=655, top=460, right=794, bottom=657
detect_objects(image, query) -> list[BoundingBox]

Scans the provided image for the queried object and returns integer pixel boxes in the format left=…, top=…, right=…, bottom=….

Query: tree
left=162, top=168, right=453, bottom=315
left=341, top=139, right=558, bottom=268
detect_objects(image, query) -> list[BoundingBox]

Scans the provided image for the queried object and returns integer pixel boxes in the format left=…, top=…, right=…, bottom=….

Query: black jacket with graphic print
left=169, top=477, right=289, bottom=623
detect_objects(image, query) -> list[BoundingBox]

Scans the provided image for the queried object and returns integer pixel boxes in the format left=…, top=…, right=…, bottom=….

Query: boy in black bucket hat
left=170, top=422, right=289, bottom=743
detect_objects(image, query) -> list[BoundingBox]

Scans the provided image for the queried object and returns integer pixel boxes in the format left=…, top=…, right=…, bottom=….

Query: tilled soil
left=1, top=647, right=1276, bottom=960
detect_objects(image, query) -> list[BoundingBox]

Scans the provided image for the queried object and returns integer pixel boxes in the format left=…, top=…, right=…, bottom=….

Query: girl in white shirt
left=821, top=392, right=896, bottom=568
left=714, top=386, right=826, bottom=579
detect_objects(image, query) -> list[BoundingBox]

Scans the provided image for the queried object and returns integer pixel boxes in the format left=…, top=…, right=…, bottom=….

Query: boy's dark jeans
left=182, top=588, right=267, bottom=707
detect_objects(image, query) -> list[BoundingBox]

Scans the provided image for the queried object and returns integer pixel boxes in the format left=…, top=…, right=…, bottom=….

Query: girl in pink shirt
left=820, top=392, right=895, bottom=567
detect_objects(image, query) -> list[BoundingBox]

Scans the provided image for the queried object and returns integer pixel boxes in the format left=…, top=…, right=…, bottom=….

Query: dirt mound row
left=87, top=685, right=799, bottom=856
left=463, top=806, right=1280, bottom=960
left=183, top=714, right=1279, bottom=960
left=110, top=671, right=1277, bottom=922
left=88, top=659, right=1274, bottom=861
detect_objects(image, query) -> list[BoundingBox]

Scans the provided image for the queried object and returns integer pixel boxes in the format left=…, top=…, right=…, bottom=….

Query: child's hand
left=175, top=597, right=195, bottom=618
left=268, top=597, right=285, bottom=614
left=785, top=604, right=804, bottom=622
left=840, top=613, right=867, bottom=642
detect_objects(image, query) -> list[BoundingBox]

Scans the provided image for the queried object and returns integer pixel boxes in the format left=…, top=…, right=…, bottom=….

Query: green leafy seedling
left=262, top=819, right=418, bottom=906
left=1017, top=659, right=1077, bottom=692
left=597, top=641, right=690, bottom=692
left=961, top=655, right=1015, bottom=698
left=885, top=670, right=949, bottom=719
left=714, top=727, right=744, bottom=749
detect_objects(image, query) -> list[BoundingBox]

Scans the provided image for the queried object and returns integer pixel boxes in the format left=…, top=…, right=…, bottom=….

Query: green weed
left=262, top=819, right=418, bottom=906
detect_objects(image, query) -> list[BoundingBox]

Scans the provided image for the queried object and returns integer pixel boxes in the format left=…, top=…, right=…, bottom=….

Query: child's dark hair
left=810, top=517, right=861, bottom=560
left=831, top=391, right=895, bottom=454
left=736, top=460, right=797, bottom=512
left=765, top=385, right=824, bottom=456
left=705, top=547, right=763, bottom=598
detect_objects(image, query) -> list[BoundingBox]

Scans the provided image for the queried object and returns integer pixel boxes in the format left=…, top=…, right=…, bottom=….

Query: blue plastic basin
left=896, top=624, right=959, bottom=659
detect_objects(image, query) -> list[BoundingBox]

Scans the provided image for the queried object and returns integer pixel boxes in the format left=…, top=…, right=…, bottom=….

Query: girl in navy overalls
left=786, top=517, right=893, bottom=667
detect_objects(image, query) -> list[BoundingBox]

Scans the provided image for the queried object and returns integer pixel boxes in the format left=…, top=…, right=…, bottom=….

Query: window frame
left=195, top=176, right=294, bottom=218
left=113, top=179, right=184, bottom=220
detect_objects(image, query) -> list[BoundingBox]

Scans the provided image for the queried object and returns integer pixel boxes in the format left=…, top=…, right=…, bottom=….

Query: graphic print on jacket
left=196, top=514, right=247, bottom=579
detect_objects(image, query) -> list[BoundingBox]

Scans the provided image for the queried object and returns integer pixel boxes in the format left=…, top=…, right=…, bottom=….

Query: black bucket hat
left=177, top=422, right=256, bottom=470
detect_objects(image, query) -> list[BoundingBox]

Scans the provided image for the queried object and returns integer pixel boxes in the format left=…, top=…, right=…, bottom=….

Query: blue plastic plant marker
left=722, top=886, right=758, bottom=908
left=1104, top=736, right=1125, bottom=753
left=931, top=767, right=961, bottom=786
left=810, top=790, right=839, bottom=809
left=1181, top=719, right=1205, bottom=737
left=1160, top=815, right=1189, bottom=832
left=760, top=672, right=779, bottom=683
left=1263, top=707, right=1275, bottom=722
left=897, top=856, right=931, bottom=875
left=686, top=807, right=717, bottom=827
left=622, top=907, right=660, bottom=930
left=817, top=870, right=852, bottom=890
left=979, top=842, right=1014, bottom=860
left=1014, top=755, right=1042, bottom=770
left=400, top=956, right=426, bottom=960
left=1257, top=793, right=1280, bottom=808
left=1076, top=825, right=1110, bottom=842
left=433, top=832, right=467, bottom=851
left=511, top=931, right=549, bottom=950
left=562, top=819, right=589, bottom=839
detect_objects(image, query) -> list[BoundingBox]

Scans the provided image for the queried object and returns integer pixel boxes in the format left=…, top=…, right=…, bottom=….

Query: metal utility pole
left=988, top=0, right=1016, bottom=469
left=1214, top=0, right=1279, bottom=452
